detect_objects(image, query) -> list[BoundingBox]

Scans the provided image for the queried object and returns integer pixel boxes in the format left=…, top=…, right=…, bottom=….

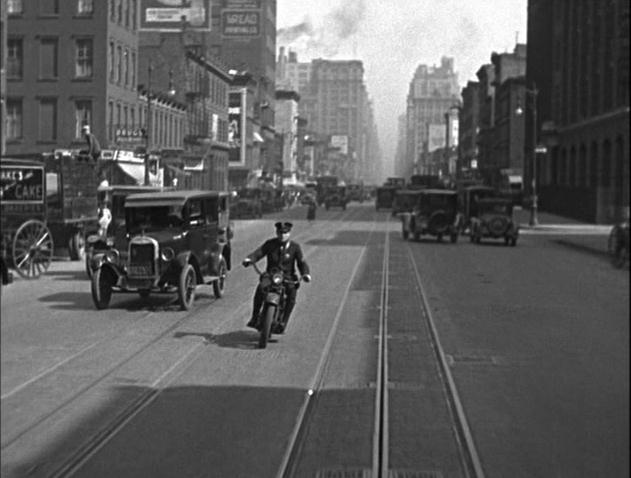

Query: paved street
left=1, top=203, right=628, bottom=477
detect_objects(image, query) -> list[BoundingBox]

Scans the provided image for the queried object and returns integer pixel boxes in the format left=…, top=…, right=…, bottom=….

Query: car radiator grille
left=129, top=243, right=155, bottom=276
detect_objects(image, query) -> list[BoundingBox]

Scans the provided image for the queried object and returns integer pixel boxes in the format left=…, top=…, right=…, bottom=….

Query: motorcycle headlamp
left=106, top=237, right=114, bottom=247
left=272, top=273, right=283, bottom=285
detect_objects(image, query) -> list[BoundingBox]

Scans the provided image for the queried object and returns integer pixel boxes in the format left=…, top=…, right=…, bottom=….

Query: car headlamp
left=161, top=247, right=175, bottom=262
left=104, top=250, right=119, bottom=263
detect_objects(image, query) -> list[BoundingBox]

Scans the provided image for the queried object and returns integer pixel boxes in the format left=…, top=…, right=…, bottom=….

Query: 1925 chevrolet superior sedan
left=90, top=190, right=233, bottom=310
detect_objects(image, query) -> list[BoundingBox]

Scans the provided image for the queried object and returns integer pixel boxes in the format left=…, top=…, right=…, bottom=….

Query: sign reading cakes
left=140, top=0, right=211, bottom=32
left=0, top=166, right=44, bottom=203
left=222, top=0, right=261, bottom=37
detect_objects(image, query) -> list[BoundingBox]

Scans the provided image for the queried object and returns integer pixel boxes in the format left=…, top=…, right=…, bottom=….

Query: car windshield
left=480, top=202, right=511, bottom=214
left=126, top=205, right=184, bottom=232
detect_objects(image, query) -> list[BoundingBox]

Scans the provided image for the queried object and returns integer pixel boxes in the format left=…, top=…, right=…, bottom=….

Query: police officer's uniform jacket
left=246, top=238, right=309, bottom=280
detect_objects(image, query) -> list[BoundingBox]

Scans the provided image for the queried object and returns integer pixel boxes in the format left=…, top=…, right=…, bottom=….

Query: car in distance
left=90, top=190, right=232, bottom=310
left=403, top=189, right=459, bottom=242
left=470, top=197, right=519, bottom=246
left=232, top=187, right=263, bottom=219
left=324, top=185, right=348, bottom=210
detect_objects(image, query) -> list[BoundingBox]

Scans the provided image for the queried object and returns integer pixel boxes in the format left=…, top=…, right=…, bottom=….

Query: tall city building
left=527, top=0, right=629, bottom=223
left=209, top=0, right=277, bottom=186
left=405, top=57, right=460, bottom=176
left=276, top=47, right=311, bottom=92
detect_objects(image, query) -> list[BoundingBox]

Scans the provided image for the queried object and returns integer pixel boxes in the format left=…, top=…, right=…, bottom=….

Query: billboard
left=228, top=89, right=247, bottom=165
left=330, top=135, right=348, bottom=155
left=222, top=10, right=260, bottom=37
left=140, top=0, right=211, bottom=32
left=222, top=0, right=261, bottom=7
left=427, top=124, right=446, bottom=153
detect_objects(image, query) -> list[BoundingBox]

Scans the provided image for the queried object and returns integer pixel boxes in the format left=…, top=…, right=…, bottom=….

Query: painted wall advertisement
left=228, top=89, right=247, bottom=165
left=222, top=10, right=260, bottom=37
left=140, top=0, right=211, bottom=32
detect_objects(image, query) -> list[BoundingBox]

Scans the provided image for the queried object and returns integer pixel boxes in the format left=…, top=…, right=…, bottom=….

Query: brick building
left=527, top=0, right=629, bottom=223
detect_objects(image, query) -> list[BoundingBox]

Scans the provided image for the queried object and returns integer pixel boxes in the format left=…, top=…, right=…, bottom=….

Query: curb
left=553, top=238, right=609, bottom=258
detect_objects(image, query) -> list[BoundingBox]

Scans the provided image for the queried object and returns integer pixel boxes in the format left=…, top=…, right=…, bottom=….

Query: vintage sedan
left=470, top=197, right=519, bottom=246
left=402, top=189, right=459, bottom=242
left=392, top=188, right=424, bottom=217
left=324, top=186, right=348, bottom=210
left=90, top=190, right=232, bottom=310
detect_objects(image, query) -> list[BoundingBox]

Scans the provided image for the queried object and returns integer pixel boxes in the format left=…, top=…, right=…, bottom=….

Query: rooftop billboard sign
left=140, top=0, right=211, bottom=32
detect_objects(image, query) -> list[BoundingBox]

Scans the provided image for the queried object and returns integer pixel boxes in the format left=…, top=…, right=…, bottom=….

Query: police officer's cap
left=275, top=221, right=293, bottom=233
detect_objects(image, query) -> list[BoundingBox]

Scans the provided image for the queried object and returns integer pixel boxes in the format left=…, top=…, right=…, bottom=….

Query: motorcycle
left=246, top=262, right=303, bottom=348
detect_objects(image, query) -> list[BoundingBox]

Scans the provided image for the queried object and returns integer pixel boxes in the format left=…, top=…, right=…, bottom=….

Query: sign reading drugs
left=140, top=0, right=211, bottom=32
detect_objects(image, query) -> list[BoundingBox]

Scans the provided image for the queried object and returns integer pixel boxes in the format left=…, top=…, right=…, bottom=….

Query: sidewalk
left=514, top=207, right=612, bottom=258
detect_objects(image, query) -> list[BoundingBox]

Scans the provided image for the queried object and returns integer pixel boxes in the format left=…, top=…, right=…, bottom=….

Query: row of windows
left=7, top=0, right=91, bottom=16
left=108, top=41, right=137, bottom=90
left=6, top=37, right=94, bottom=79
left=8, top=0, right=138, bottom=30
left=545, top=136, right=626, bottom=190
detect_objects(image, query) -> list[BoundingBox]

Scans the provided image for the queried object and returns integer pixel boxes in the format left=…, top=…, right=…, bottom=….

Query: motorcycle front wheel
left=259, top=305, right=275, bottom=349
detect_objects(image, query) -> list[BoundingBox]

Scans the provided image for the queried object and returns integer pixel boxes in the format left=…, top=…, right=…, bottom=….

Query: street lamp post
left=516, top=82, right=540, bottom=227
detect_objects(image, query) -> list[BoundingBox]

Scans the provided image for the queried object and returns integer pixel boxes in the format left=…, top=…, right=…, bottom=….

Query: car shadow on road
left=38, top=292, right=181, bottom=312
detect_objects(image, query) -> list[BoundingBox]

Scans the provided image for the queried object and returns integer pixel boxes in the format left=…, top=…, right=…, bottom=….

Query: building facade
left=459, top=81, right=480, bottom=176
left=527, top=0, right=629, bottom=223
left=405, top=57, right=460, bottom=175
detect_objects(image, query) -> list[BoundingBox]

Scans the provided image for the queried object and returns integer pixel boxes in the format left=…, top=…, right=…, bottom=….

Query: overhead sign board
left=140, top=0, right=211, bottom=32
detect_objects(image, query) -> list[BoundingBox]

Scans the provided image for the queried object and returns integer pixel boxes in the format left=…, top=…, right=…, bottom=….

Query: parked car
left=90, top=190, right=233, bottom=310
left=402, top=189, right=459, bottom=242
left=470, top=197, right=519, bottom=246
left=456, top=185, right=497, bottom=235
left=324, top=186, right=348, bottom=210
left=232, top=187, right=263, bottom=219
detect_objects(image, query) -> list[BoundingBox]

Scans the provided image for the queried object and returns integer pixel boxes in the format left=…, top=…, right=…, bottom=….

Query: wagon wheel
left=12, top=219, right=54, bottom=279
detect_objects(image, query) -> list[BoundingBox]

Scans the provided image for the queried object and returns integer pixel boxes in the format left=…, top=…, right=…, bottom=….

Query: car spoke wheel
left=91, top=268, right=113, bottom=309
left=178, top=264, right=196, bottom=310
left=12, top=220, right=54, bottom=279
left=213, top=257, right=227, bottom=298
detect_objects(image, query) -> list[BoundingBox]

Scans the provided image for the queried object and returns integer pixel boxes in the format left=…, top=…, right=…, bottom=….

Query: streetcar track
left=406, top=243, right=485, bottom=478
left=278, top=212, right=382, bottom=478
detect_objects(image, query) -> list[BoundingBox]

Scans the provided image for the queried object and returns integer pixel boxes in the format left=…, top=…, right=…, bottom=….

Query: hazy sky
left=276, top=0, right=528, bottom=172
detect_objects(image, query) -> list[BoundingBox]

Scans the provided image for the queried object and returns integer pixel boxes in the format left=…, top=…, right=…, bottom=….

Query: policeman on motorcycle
left=242, top=221, right=311, bottom=333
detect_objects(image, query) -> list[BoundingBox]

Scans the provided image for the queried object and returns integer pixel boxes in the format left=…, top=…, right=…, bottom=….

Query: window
left=39, top=98, right=58, bottom=141
left=110, top=0, right=116, bottom=22
left=124, top=48, right=129, bottom=86
left=39, top=38, right=58, bottom=79
left=108, top=100, right=114, bottom=142
left=7, top=0, right=23, bottom=14
left=109, top=42, right=115, bottom=82
left=5, top=99, right=23, bottom=140
left=116, top=45, right=122, bottom=83
left=7, top=39, right=23, bottom=78
left=117, top=0, right=123, bottom=24
left=77, top=0, right=94, bottom=14
left=131, top=0, right=137, bottom=29
left=75, top=100, right=92, bottom=137
left=40, top=0, right=59, bottom=15
left=75, top=38, right=93, bottom=78
left=131, top=51, right=136, bottom=88
left=125, top=0, right=130, bottom=27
